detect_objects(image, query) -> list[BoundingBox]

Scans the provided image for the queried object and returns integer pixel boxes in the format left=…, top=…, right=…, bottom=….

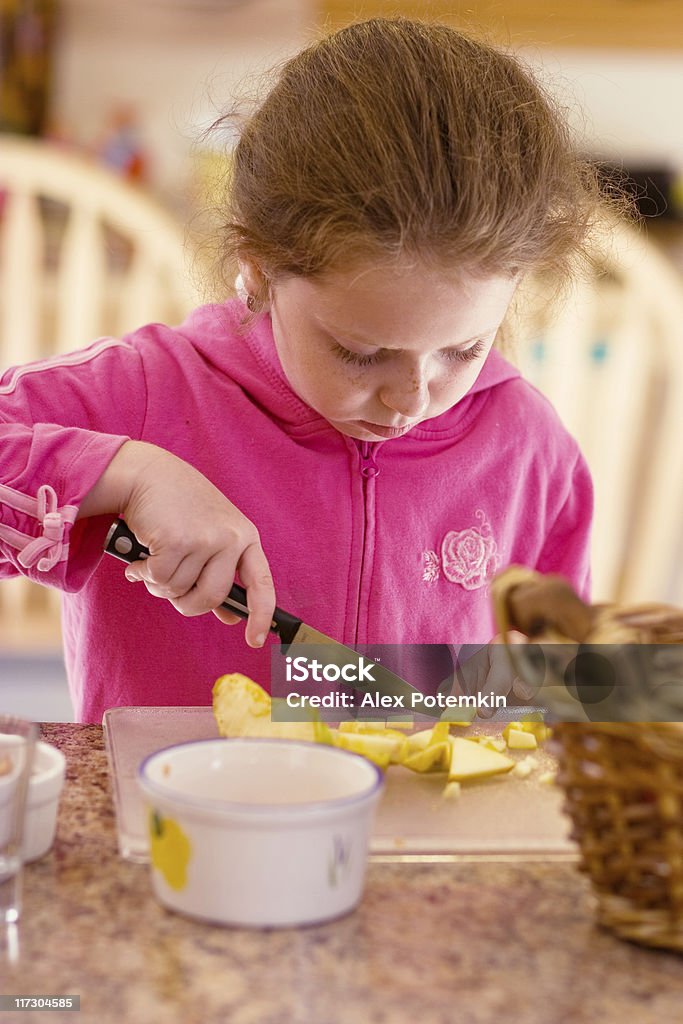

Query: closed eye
left=442, top=340, right=488, bottom=363
left=331, top=337, right=489, bottom=368
left=331, top=342, right=382, bottom=367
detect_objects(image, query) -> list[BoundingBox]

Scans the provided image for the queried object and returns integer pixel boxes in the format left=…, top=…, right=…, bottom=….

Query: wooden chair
left=513, top=219, right=683, bottom=604
left=0, top=134, right=202, bottom=649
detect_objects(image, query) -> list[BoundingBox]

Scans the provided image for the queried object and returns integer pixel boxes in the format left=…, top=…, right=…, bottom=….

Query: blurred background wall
left=50, top=1, right=683, bottom=223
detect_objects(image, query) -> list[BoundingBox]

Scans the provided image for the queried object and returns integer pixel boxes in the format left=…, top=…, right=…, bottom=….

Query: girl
left=0, top=18, right=600, bottom=722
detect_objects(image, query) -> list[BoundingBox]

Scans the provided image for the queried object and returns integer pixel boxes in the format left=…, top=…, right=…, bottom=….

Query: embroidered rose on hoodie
left=423, top=510, right=499, bottom=590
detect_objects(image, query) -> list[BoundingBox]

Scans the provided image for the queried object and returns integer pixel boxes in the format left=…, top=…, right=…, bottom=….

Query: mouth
left=354, top=420, right=417, bottom=439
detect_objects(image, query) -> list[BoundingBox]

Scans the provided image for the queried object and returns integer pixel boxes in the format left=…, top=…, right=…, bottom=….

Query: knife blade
left=103, top=518, right=436, bottom=716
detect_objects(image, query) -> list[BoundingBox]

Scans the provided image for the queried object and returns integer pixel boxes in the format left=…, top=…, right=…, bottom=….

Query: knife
left=103, top=518, right=436, bottom=717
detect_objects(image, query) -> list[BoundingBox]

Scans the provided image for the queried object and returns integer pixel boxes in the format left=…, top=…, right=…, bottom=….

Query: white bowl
left=25, top=741, right=66, bottom=861
left=137, top=738, right=383, bottom=928
left=0, top=741, right=66, bottom=862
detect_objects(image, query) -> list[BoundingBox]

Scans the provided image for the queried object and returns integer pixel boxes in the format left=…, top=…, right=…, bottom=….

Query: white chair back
left=0, top=134, right=202, bottom=648
left=515, top=220, right=683, bottom=604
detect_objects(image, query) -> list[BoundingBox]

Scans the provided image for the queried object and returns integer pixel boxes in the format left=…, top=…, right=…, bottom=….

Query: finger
left=476, top=644, right=516, bottom=718
left=454, top=646, right=490, bottom=695
left=212, top=607, right=244, bottom=626
left=125, top=549, right=202, bottom=602
left=235, top=542, right=276, bottom=648
left=171, top=550, right=238, bottom=618
left=127, top=551, right=204, bottom=599
left=151, top=551, right=209, bottom=601
left=512, top=676, right=538, bottom=702
left=130, top=548, right=186, bottom=590
left=486, top=644, right=517, bottom=697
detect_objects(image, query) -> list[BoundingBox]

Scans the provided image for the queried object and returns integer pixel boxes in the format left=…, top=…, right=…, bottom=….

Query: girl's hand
left=455, top=634, right=537, bottom=717
left=79, top=441, right=275, bottom=647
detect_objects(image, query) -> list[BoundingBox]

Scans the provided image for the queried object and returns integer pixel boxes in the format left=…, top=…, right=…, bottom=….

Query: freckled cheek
left=431, top=369, right=477, bottom=409
left=321, top=371, right=371, bottom=413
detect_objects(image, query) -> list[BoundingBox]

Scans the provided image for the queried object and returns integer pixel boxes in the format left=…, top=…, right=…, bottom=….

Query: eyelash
left=331, top=339, right=487, bottom=367
left=332, top=344, right=381, bottom=367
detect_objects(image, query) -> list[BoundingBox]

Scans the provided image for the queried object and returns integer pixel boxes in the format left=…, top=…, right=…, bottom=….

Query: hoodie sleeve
left=534, top=447, right=593, bottom=601
left=0, top=336, right=148, bottom=592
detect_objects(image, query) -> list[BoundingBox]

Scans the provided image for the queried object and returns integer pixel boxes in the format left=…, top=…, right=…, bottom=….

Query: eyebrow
left=316, top=318, right=497, bottom=349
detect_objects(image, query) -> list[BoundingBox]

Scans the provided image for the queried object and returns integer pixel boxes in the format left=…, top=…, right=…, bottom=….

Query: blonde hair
left=212, top=18, right=616, bottom=307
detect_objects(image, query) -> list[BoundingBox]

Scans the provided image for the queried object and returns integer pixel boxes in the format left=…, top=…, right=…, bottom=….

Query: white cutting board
left=103, top=707, right=577, bottom=863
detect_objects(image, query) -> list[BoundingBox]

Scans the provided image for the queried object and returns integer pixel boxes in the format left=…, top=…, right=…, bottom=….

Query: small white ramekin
left=137, top=738, right=383, bottom=928
left=25, top=741, right=66, bottom=861
left=0, top=740, right=66, bottom=862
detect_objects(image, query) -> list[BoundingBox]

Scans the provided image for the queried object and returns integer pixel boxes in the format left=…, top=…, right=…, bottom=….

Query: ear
left=237, top=260, right=270, bottom=312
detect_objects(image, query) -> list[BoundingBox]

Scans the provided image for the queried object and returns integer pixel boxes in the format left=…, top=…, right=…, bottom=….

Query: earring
left=235, top=273, right=256, bottom=312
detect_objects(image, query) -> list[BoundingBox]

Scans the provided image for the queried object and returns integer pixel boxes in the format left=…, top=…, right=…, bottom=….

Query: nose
left=378, top=367, right=431, bottom=420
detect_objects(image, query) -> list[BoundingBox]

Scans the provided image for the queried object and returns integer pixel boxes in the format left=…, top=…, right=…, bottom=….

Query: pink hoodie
left=0, top=301, right=591, bottom=722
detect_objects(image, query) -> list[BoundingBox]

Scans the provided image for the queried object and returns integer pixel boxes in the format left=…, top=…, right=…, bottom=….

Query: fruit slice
left=442, top=781, right=462, bottom=800
left=403, top=728, right=437, bottom=757
left=505, top=728, right=538, bottom=750
left=476, top=735, right=508, bottom=753
left=502, top=720, right=551, bottom=744
left=402, top=741, right=450, bottom=773
left=332, top=731, right=399, bottom=768
left=429, top=722, right=450, bottom=745
left=212, top=673, right=329, bottom=743
left=448, top=737, right=514, bottom=782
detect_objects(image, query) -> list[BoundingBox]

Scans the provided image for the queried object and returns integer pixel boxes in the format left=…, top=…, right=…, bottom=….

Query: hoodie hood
left=181, top=299, right=521, bottom=441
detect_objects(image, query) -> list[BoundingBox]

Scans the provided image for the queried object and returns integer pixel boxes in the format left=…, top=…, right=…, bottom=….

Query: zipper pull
left=360, top=441, right=380, bottom=479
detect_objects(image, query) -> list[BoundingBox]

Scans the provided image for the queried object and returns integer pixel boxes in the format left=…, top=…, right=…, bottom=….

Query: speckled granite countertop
left=1, top=724, right=682, bottom=1024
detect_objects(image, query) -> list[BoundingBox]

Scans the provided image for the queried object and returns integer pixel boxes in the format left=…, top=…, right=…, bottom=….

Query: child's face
left=265, top=260, right=517, bottom=441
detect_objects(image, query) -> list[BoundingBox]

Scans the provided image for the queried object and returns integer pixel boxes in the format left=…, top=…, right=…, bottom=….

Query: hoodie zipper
left=355, top=441, right=380, bottom=643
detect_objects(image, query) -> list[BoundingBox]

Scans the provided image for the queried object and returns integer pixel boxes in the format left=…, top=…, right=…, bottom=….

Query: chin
left=331, top=422, right=372, bottom=440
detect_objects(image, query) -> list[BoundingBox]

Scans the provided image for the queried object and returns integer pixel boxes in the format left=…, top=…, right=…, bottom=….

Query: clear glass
left=0, top=716, right=38, bottom=923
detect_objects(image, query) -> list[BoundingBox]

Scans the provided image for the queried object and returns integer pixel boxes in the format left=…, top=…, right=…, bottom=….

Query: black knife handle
left=104, top=519, right=302, bottom=644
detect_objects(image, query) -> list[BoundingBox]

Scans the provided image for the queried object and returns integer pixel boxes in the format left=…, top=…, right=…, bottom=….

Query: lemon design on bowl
left=149, top=811, right=192, bottom=891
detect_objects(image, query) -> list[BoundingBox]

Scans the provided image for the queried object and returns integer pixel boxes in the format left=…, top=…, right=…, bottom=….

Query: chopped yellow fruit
left=506, top=729, right=538, bottom=750
left=213, top=674, right=330, bottom=743
left=403, top=728, right=436, bottom=757
left=212, top=674, right=558, bottom=796
left=337, top=723, right=409, bottom=744
left=390, top=737, right=410, bottom=764
left=524, top=722, right=552, bottom=743
left=503, top=719, right=551, bottom=744
left=429, top=722, right=450, bottom=745
left=332, top=731, right=398, bottom=768
left=402, top=741, right=450, bottom=773
left=538, top=770, right=557, bottom=785
left=511, top=756, right=538, bottom=779
left=476, top=736, right=508, bottom=753
left=338, top=721, right=388, bottom=733
left=442, top=781, right=462, bottom=800
left=448, top=737, right=514, bottom=782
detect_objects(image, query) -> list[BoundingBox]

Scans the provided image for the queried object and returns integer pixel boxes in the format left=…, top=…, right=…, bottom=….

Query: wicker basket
left=553, top=721, right=683, bottom=952
left=491, top=567, right=683, bottom=952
